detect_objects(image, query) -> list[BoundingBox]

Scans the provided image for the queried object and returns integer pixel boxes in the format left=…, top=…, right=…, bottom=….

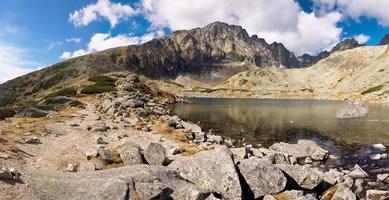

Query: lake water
left=173, top=98, right=389, bottom=154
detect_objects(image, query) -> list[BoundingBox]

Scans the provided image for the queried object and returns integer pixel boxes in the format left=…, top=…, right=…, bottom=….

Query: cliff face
left=380, top=34, right=389, bottom=45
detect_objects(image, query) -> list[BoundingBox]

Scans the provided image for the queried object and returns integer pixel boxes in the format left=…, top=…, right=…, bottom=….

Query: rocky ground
left=1, top=75, right=388, bottom=200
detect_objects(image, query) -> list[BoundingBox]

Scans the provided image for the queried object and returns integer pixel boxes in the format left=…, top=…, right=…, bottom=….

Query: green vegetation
left=88, top=75, right=117, bottom=83
left=81, top=75, right=117, bottom=94
left=0, top=107, right=16, bottom=119
left=361, top=85, right=384, bottom=95
left=45, top=87, right=77, bottom=98
left=80, top=85, right=115, bottom=94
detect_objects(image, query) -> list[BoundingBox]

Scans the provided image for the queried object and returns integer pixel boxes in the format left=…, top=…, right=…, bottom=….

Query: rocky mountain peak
left=331, top=38, right=360, bottom=53
left=380, top=34, right=389, bottom=45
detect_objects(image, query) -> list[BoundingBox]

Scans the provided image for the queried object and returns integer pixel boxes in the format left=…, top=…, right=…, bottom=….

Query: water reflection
left=173, top=98, right=389, bottom=151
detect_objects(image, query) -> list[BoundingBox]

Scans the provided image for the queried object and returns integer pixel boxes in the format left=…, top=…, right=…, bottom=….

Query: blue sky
left=1, top=0, right=389, bottom=82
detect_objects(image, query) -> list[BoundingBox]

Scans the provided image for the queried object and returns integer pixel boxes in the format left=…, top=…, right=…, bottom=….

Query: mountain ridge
left=0, top=22, right=377, bottom=106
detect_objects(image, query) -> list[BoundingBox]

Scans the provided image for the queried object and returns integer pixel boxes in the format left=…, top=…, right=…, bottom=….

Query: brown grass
left=153, top=121, right=202, bottom=155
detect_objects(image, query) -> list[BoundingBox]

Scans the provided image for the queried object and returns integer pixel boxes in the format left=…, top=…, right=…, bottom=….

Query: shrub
left=80, top=85, right=115, bottom=94
left=361, top=85, right=383, bottom=95
left=0, top=107, right=16, bottom=120
left=88, top=75, right=116, bottom=83
left=45, top=87, right=77, bottom=98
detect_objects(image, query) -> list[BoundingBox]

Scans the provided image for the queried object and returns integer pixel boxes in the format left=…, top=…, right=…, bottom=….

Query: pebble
left=369, top=154, right=382, bottom=160
left=85, top=149, right=98, bottom=160
left=67, top=163, right=77, bottom=172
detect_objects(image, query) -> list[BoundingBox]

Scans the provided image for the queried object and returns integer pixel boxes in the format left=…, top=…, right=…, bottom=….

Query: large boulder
left=169, top=147, right=242, bottom=199
left=144, top=143, right=168, bottom=165
left=322, top=184, right=356, bottom=200
left=269, top=140, right=328, bottom=161
left=276, top=164, right=322, bottom=189
left=27, top=165, right=205, bottom=200
left=117, top=142, right=144, bottom=165
left=237, top=158, right=287, bottom=198
left=16, top=107, right=48, bottom=118
left=336, top=101, right=368, bottom=119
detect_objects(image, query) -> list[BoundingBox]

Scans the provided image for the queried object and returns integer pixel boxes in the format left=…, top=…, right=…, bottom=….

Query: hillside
left=171, top=45, right=389, bottom=102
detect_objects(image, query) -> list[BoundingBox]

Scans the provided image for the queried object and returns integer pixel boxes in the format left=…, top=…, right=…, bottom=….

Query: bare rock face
left=336, top=101, right=368, bottom=119
left=237, top=158, right=287, bottom=199
left=169, top=147, right=242, bottom=199
left=331, top=38, right=361, bottom=53
left=27, top=165, right=205, bottom=200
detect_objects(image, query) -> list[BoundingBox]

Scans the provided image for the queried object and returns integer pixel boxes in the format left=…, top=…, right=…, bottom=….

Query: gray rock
left=0, top=166, right=19, bottom=180
left=25, top=136, right=41, bottom=144
left=85, top=149, right=98, bottom=160
left=144, top=143, right=168, bottom=165
left=273, top=190, right=316, bottom=200
left=347, top=164, right=368, bottom=179
left=238, top=159, right=287, bottom=198
left=276, top=164, right=322, bottom=189
left=16, top=107, right=48, bottom=118
left=377, top=173, right=389, bottom=182
left=28, top=165, right=205, bottom=200
left=0, top=152, right=11, bottom=159
left=169, top=147, right=242, bottom=199
left=336, top=101, right=368, bottom=119
left=352, top=179, right=364, bottom=196
left=67, top=163, right=77, bottom=172
left=269, top=140, right=328, bottom=161
left=118, top=142, right=144, bottom=165
left=97, top=147, right=113, bottom=165
left=207, top=134, right=223, bottom=144
left=366, top=190, right=389, bottom=200
left=331, top=184, right=357, bottom=200
left=92, top=121, right=108, bottom=132
left=372, top=143, right=386, bottom=151
left=45, top=124, right=68, bottom=136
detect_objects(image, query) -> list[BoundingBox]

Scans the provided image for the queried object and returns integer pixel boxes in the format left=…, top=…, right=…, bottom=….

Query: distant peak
left=331, top=38, right=360, bottom=53
left=380, top=34, right=389, bottom=45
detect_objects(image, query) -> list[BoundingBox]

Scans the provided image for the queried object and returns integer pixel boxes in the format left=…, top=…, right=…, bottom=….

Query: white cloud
left=0, top=25, right=18, bottom=35
left=60, top=31, right=164, bottom=59
left=141, top=0, right=342, bottom=55
left=66, top=38, right=82, bottom=43
left=314, top=0, right=389, bottom=26
left=354, top=34, right=370, bottom=44
left=69, top=0, right=137, bottom=28
left=47, top=41, right=63, bottom=50
left=0, top=42, right=39, bottom=83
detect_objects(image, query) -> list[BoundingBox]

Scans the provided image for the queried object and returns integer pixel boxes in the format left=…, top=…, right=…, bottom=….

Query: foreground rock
left=336, top=101, right=368, bottom=119
left=28, top=165, right=205, bottom=200
left=0, top=166, right=20, bottom=180
left=269, top=139, right=328, bottom=161
left=276, top=164, right=322, bottom=189
left=237, top=159, right=287, bottom=199
left=117, top=142, right=144, bottom=165
left=144, top=143, right=168, bottom=165
left=169, top=147, right=242, bottom=199
left=366, top=190, right=389, bottom=200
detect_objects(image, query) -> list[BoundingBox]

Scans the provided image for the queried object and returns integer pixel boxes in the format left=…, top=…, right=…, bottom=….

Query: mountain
left=180, top=45, right=389, bottom=102
left=330, top=38, right=361, bottom=53
left=0, top=22, right=374, bottom=107
left=380, top=34, right=389, bottom=45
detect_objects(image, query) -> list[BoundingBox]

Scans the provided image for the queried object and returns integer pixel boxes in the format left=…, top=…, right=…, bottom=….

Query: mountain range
left=0, top=21, right=388, bottom=107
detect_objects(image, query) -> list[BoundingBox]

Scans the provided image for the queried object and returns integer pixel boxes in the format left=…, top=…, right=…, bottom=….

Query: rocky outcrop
left=117, top=142, right=144, bottom=166
left=27, top=165, right=205, bottom=200
left=169, top=147, right=242, bottom=199
left=380, top=34, right=389, bottom=45
left=331, top=38, right=361, bottom=53
left=16, top=107, right=49, bottom=118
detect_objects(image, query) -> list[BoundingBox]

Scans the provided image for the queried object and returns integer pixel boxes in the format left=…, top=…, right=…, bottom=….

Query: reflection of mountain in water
left=174, top=98, right=389, bottom=148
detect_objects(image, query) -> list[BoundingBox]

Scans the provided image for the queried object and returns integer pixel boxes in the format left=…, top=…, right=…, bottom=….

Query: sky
left=1, top=0, right=389, bottom=83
